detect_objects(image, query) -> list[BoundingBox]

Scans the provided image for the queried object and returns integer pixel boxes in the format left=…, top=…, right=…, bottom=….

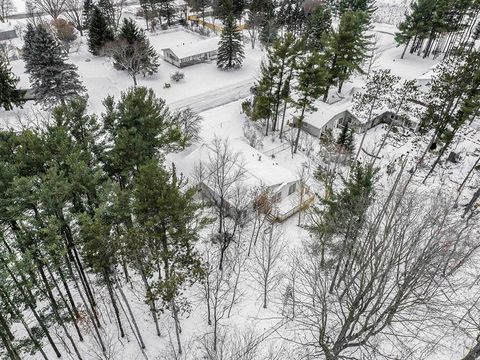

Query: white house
left=170, top=138, right=314, bottom=222
left=162, top=37, right=219, bottom=68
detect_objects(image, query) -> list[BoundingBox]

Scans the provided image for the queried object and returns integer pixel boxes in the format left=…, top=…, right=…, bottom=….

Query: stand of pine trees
left=395, top=0, right=480, bottom=59
left=0, top=87, right=206, bottom=358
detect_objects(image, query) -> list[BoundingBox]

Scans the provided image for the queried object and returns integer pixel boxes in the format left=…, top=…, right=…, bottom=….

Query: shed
left=162, top=37, right=219, bottom=68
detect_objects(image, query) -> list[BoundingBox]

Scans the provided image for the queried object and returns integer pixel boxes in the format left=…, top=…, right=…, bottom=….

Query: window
left=288, top=183, right=296, bottom=195
left=272, top=192, right=281, bottom=203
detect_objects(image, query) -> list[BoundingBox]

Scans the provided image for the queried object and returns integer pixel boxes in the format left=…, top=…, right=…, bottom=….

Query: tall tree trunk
left=401, top=38, right=410, bottom=59
left=105, top=272, right=125, bottom=338
left=294, top=105, right=306, bottom=153
left=116, top=280, right=146, bottom=349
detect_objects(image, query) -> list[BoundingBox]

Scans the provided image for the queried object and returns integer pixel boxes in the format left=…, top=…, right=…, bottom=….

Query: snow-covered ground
left=2, top=7, right=480, bottom=360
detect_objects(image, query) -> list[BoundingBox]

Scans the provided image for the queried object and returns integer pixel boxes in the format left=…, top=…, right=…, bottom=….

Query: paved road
left=169, top=78, right=254, bottom=113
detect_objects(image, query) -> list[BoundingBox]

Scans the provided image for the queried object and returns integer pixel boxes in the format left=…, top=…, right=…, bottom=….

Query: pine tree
left=304, top=4, right=332, bottom=51
left=322, top=9, right=371, bottom=99
left=131, top=161, right=205, bottom=354
left=214, top=0, right=245, bottom=20
left=277, top=0, right=305, bottom=34
left=337, top=0, right=376, bottom=22
left=159, top=0, right=176, bottom=25
left=336, top=123, right=354, bottom=153
left=23, top=25, right=85, bottom=107
left=97, top=0, right=116, bottom=29
left=217, top=14, right=245, bottom=69
left=0, top=57, right=25, bottom=111
left=22, top=23, right=36, bottom=67
left=101, top=87, right=183, bottom=188
left=420, top=50, right=480, bottom=182
left=293, top=52, right=329, bottom=153
left=268, top=33, right=302, bottom=132
left=88, top=6, right=114, bottom=55
left=259, top=12, right=278, bottom=48
left=83, top=0, right=93, bottom=28
left=252, top=59, right=275, bottom=134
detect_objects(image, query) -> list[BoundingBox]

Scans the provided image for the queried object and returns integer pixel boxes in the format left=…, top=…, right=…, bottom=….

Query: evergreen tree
left=131, top=161, right=205, bottom=354
left=322, top=9, right=371, bottom=99
left=293, top=52, right=329, bottom=153
left=252, top=60, right=275, bottom=134
left=336, top=123, right=355, bottom=153
left=88, top=6, right=114, bottom=55
left=337, top=0, right=376, bottom=21
left=309, top=163, right=376, bottom=246
left=214, top=0, right=245, bottom=20
left=277, top=0, right=305, bottom=34
left=159, top=0, right=176, bottom=25
left=394, top=0, right=473, bottom=58
left=101, top=87, right=183, bottom=189
left=420, top=50, right=480, bottom=182
left=217, top=14, right=245, bottom=69
left=97, top=0, right=116, bottom=30
left=268, top=33, right=302, bottom=132
left=0, top=57, right=25, bottom=111
left=258, top=3, right=278, bottom=48
left=23, top=25, right=85, bottom=107
left=83, top=0, right=93, bottom=27
left=22, top=23, right=36, bottom=66
left=304, top=4, right=332, bottom=51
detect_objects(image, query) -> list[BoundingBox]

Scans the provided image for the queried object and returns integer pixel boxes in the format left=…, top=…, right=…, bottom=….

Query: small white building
left=170, top=138, right=314, bottom=222
left=162, top=37, right=219, bottom=68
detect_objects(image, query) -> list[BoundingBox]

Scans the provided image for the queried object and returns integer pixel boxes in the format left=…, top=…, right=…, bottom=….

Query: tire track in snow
left=169, top=78, right=255, bottom=113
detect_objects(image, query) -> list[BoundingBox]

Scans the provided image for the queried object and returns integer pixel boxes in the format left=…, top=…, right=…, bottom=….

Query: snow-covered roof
left=0, top=24, right=17, bottom=41
left=163, top=37, right=219, bottom=60
left=417, top=63, right=440, bottom=81
left=303, top=99, right=354, bottom=130
left=170, top=138, right=299, bottom=190
left=0, top=23, right=14, bottom=32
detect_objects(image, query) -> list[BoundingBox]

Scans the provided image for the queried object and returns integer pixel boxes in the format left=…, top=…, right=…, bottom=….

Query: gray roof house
left=299, top=97, right=421, bottom=139
left=162, top=37, right=219, bottom=68
left=0, top=24, right=17, bottom=41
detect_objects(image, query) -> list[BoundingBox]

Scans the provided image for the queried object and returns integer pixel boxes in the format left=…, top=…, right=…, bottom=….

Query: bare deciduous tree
left=0, top=0, right=14, bottom=22
left=64, top=0, right=84, bottom=36
left=250, top=225, right=285, bottom=309
left=287, top=187, right=478, bottom=360
left=175, top=107, right=202, bottom=148
left=195, top=137, right=247, bottom=270
left=30, top=0, right=67, bottom=19
left=102, top=39, right=152, bottom=86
